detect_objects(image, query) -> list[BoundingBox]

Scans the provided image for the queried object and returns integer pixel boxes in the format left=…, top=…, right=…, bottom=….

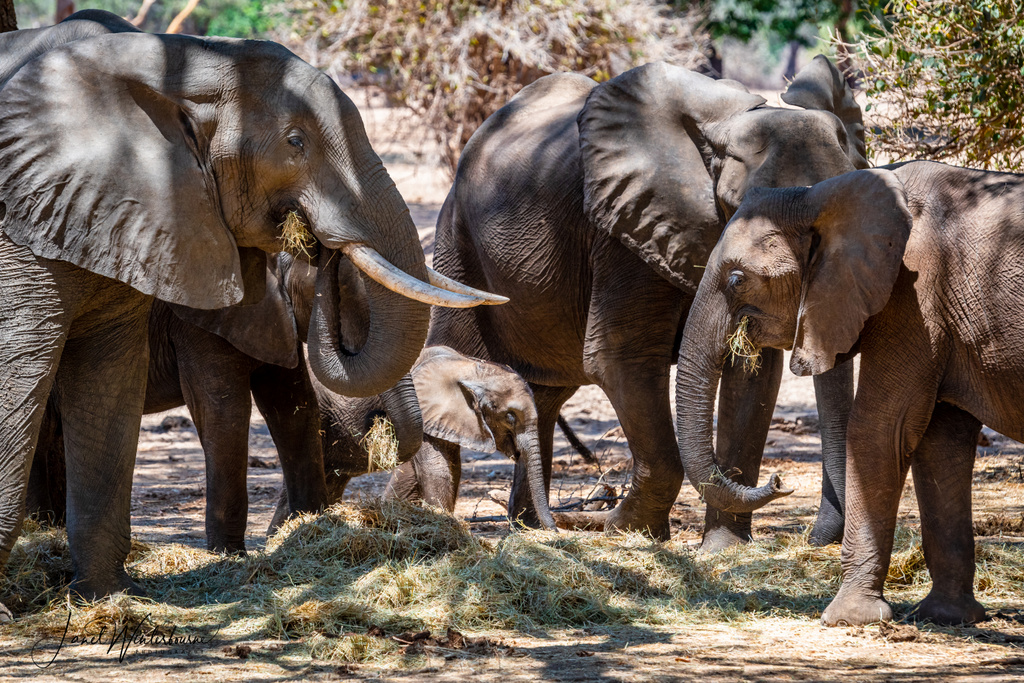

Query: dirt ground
left=2, top=90, right=1024, bottom=681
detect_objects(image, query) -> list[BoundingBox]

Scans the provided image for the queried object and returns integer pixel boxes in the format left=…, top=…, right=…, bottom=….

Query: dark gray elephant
left=28, top=253, right=424, bottom=554
left=421, top=56, right=866, bottom=544
left=677, top=162, right=1024, bottom=626
left=0, top=12, right=499, bottom=615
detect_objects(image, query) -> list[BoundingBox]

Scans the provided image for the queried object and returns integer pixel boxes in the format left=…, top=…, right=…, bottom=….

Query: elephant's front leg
left=176, top=330, right=256, bottom=554
left=582, top=239, right=687, bottom=541
left=251, top=357, right=328, bottom=521
left=700, top=346, right=784, bottom=552
left=809, top=359, right=854, bottom=546
left=384, top=436, right=461, bottom=511
left=911, top=402, right=986, bottom=625
left=54, top=299, right=151, bottom=600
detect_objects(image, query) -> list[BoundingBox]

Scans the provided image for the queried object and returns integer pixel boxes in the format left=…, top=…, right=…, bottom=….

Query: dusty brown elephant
left=676, top=162, right=1024, bottom=626
left=0, top=12, right=500, bottom=617
left=418, top=56, right=866, bottom=544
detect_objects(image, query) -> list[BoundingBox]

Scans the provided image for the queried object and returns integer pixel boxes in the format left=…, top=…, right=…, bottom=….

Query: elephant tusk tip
left=482, top=294, right=510, bottom=305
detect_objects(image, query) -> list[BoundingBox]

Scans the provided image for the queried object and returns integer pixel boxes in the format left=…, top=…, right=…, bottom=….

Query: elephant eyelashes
left=288, top=136, right=304, bottom=150
left=727, top=270, right=745, bottom=291
left=506, top=411, right=516, bottom=426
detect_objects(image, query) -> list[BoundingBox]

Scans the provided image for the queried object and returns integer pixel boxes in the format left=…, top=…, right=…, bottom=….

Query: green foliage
left=851, top=0, right=1024, bottom=169
left=13, top=0, right=285, bottom=37
left=286, top=0, right=708, bottom=173
left=706, top=0, right=840, bottom=47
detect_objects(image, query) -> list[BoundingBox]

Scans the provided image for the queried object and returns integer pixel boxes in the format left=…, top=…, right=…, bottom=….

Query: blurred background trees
left=11, top=0, right=1024, bottom=171
left=846, top=0, right=1024, bottom=170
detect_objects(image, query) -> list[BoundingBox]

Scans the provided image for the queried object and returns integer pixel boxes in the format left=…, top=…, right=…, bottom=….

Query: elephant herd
left=0, top=10, right=1019, bottom=630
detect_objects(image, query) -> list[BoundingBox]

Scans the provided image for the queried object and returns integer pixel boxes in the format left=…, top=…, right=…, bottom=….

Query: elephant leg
left=175, top=331, right=255, bottom=554
left=411, top=436, right=462, bottom=512
left=508, top=384, right=577, bottom=528
left=700, top=347, right=784, bottom=552
left=582, top=238, right=687, bottom=541
left=54, top=301, right=151, bottom=600
left=911, top=403, right=986, bottom=625
left=809, top=359, right=854, bottom=546
left=26, top=398, right=67, bottom=527
left=251, top=357, right=328, bottom=520
left=0, top=246, right=68, bottom=591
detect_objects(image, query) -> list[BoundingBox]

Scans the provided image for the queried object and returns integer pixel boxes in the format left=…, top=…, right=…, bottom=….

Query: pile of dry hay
left=3, top=499, right=1023, bottom=663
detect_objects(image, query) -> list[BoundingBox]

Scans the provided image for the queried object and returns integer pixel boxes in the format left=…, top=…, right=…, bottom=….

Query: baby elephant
left=273, top=345, right=555, bottom=528
left=677, top=162, right=1024, bottom=626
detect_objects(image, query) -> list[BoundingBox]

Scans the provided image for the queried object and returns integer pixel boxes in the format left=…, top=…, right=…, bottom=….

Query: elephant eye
left=288, top=136, right=304, bottom=150
left=506, top=411, right=516, bottom=426
left=727, top=270, right=745, bottom=290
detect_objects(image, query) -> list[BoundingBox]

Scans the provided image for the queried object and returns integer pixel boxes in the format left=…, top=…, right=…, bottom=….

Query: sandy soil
left=2, top=90, right=1024, bottom=681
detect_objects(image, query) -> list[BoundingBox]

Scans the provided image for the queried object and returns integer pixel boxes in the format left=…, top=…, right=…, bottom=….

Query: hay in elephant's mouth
left=725, top=316, right=762, bottom=374
left=362, top=415, right=399, bottom=472
left=278, top=211, right=316, bottom=258
left=4, top=503, right=1024, bottom=669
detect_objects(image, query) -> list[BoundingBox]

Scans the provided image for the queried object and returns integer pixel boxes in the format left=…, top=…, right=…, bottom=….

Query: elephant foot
left=822, top=589, right=893, bottom=626
left=912, top=590, right=987, bottom=625
left=700, top=509, right=752, bottom=554
left=807, top=507, right=844, bottom=547
left=207, top=538, right=247, bottom=555
left=604, top=499, right=671, bottom=541
left=69, top=570, right=146, bottom=603
left=0, top=601, right=12, bottom=623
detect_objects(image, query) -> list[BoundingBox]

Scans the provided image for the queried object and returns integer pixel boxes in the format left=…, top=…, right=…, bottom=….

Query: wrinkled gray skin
left=27, top=254, right=424, bottom=554
left=422, top=56, right=865, bottom=543
left=383, top=346, right=555, bottom=528
left=0, top=12, right=451, bottom=612
left=677, top=162, right=1024, bottom=626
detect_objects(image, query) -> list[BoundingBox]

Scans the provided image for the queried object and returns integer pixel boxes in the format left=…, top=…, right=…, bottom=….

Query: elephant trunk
left=676, top=284, right=792, bottom=513
left=518, top=431, right=556, bottom=531
left=308, top=241, right=431, bottom=398
left=381, top=373, right=423, bottom=464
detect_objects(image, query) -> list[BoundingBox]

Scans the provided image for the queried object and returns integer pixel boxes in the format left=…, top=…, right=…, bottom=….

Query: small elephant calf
left=677, top=162, right=1024, bottom=626
left=274, top=345, right=556, bottom=529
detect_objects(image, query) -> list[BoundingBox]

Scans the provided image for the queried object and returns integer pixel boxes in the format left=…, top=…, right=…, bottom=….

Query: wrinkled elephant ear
left=0, top=32, right=250, bottom=309
left=782, top=55, right=868, bottom=170
left=411, top=346, right=496, bottom=452
left=788, top=168, right=912, bottom=375
left=577, top=62, right=765, bottom=292
left=168, top=253, right=301, bottom=369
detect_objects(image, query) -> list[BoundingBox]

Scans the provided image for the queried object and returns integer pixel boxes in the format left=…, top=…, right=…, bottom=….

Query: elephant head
left=676, top=168, right=913, bottom=512
left=412, top=346, right=556, bottom=530
left=577, top=55, right=867, bottom=294
left=0, top=26, right=502, bottom=398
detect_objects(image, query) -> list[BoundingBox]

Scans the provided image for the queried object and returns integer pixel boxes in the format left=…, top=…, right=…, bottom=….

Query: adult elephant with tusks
left=421, top=55, right=866, bottom=544
left=0, top=11, right=503, bottom=620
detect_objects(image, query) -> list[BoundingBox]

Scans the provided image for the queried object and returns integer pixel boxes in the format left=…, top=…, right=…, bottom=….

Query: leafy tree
left=288, top=0, right=709, bottom=174
left=850, top=0, right=1024, bottom=169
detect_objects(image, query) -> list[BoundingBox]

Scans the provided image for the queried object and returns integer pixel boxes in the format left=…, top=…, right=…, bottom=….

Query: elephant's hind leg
left=911, top=402, right=986, bottom=625
left=52, top=293, right=151, bottom=601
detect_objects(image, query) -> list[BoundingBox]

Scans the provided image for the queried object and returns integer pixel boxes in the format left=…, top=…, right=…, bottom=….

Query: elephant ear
left=168, top=252, right=300, bottom=369
left=577, top=62, right=766, bottom=292
left=412, top=346, right=496, bottom=452
left=789, top=168, right=913, bottom=376
left=0, top=32, right=251, bottom=309
left=782, top=55, right=868, bottom=170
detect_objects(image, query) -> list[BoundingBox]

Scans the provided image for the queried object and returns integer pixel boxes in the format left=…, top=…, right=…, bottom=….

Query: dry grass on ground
left=3, top=497, right=1024, bottom=671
